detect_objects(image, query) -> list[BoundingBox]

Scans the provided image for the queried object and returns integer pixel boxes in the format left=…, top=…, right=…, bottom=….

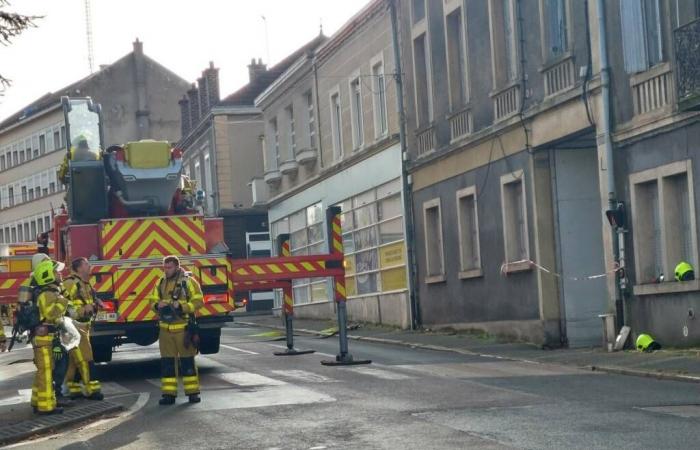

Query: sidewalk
left=236, top=315, right=700, bottom=383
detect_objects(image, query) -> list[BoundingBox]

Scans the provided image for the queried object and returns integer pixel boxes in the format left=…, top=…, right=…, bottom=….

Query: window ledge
left=458, top=268, right=483, bottom=280
left=538, top=52, right=574, bottom=73
left=501, top=260, right=533, bottom=274
left=629, top=62, right=672, bottom=87
left=425, top=274, right=446, bottom=284
left=633, top=280, right=700, bottom=296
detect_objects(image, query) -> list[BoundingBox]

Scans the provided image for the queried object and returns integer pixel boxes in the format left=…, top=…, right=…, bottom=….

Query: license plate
left=95, top=312, right=118, bottom=322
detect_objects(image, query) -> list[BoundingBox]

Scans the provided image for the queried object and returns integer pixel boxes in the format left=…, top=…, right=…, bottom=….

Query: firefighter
left=150, top=255, right=203, bottom=405
left=31, top=259, right=69, bottom=415
left=63, top=257, right=104, bottom=401
left=57, top=134, right=99, bottom=185
left=0, top=325, right=6, bottom=352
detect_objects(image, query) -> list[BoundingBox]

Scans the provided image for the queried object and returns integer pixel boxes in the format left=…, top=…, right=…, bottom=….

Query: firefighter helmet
left=33, top=260, right=65, bottom=286
left=31, top=253, right=50, bottom=270
left=675, top=261, right=695, bottom=282
left=636, top=333, right=661, bottom=352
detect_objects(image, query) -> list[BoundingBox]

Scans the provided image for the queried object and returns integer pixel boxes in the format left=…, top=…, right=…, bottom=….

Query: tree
left=0, top=0, right=39, bottom=96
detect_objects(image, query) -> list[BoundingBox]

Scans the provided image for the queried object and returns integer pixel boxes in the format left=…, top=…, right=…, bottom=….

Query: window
left=349, top=77, right=364, bottom=149
left=412, top=0, right=425, bottom=23
left=0, top=154, right=4, bottom=171
left=423, top=198, right=445, bottom=281
left=270, top=118, right=280, bottom=168
left=53, top=130, right=61, bottom=150
left=8, top=187, right=14, bottom=207
left=413, top=33, right=433, bottom=126
left=543, top=0, right=569, bottom=60
left=285, top=202, right=327, bottom=305
left=44, top=216, right=50, bottom=232
left=12, top=149, right=18, bottom=166
left=620, top=0, right=664, bottom=74
left=32, top=135, right=39, bottom=157
left=306, top=92, right=316, bottom=149
left=21, top=186, right=27, bottom=203
left=286, top=105, right=296, bottom=158
left=39, top=134, right=46, bottom=154
left=49, top=182, right=56, bottom=194
left=203, top=152, right=214, bottom=214
left=445, top=7, right=468, bottom=109
left=60, top=126, right=66, bottom=148
left=371, top=60, right=388, bottom=137
left=28, top=188, right=34, bottom=201
left=630, top=160, right=698, bottom=286
left=489, top=0, right=518, bottom=85
left=501, top=172, right=529, bottom=266
left=330, top=91, right=343, bottom=161
left=11, top=227, right=17, bottom=243
left=30, top=221, right=36, bottom=240
left=457, top=186, right=482, bottom=276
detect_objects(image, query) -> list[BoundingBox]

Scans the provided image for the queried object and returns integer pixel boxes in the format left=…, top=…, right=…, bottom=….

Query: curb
left=236, top=321, right=700, bottom=385
left=0, top=400, right=123, bottom=446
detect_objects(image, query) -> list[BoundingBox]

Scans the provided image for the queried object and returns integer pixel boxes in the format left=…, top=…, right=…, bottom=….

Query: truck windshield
left=66, top=99, right=101, bottom=160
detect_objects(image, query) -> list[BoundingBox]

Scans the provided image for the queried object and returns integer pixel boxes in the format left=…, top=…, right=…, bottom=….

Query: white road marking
left=270, top=370, right=339, bottom=383
left=220, top=344, right=259, bottom=355
left=265, top=343, right=335, bottom=358
left=217, top=371, right=287, bottom=387
left=100, top=382, right=131, bottom=396
left=345, top=367, right=414, bottom=380
left=0, top=388, right=32, bottom=407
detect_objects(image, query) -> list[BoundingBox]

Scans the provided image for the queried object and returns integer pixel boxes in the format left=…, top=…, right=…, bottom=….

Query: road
left=2, top=323, right=700, bottom=449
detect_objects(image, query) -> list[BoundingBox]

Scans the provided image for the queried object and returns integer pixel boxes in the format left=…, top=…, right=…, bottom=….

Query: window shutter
left=620, top=0, right=648, bottom=73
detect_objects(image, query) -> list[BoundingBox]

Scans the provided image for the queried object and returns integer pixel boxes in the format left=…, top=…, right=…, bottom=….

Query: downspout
left=390, top=0, right=420, bottom=330
left=312, top=56, right=324, bottom=168
left=595, top=0, right=624, bottom=329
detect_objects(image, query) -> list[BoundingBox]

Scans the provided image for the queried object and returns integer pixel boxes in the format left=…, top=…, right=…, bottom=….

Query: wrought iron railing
left=674, top=18, right=700, bottom=111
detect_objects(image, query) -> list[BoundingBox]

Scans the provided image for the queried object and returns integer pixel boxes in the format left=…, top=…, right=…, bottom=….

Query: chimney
left=248, top=58, right=267, bottom=83
left=133, top=38, right=143, bottom=56
left=203, top=61, right=220, bottom=106
left=178, top=95, right=191, bottom=138
left=188, top=84, right=200, bottom=125
left=198, top=76, right=209, bottom=115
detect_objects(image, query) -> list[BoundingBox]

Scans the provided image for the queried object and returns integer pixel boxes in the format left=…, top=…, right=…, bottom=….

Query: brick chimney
left=198, top=76, right=209, bottom=115
left=203, top=61, right=220, bottom=106
left=178, top=95, right=191, bottom=138
left=187, top=84, right=200, bottom=125
left=248, top=58, right=267, bottom=83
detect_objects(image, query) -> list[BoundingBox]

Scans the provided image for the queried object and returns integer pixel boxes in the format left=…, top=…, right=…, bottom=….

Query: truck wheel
left=92, top=344, right=113, bottom=363
left=198, top=329, right=221, bottom=354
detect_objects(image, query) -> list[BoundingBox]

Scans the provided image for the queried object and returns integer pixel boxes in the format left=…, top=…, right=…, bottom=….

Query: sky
left=0, top=0, right=370, bottom=121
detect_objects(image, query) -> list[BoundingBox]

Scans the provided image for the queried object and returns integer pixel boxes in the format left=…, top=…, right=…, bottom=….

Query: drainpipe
left=595, top=0, right=624, bottom=329
left=390, top=0, right=420, bottom=330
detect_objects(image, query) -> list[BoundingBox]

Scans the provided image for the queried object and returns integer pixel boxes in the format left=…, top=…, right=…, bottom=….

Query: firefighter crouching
left=31, top=259, right=69, bottom=415
left=150, top=255, right=204, bottom=405
left=63, top=257, right=103, bottom=401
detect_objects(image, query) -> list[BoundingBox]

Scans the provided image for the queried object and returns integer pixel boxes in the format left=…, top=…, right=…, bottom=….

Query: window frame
left=411, top=30, right=435, bottom=127
left=500, top=170, right=531, bottom=272
left=488, top=0, right=520, bottom=89
left=348, top=72, right=364, bottom=150
left=370, top=53, right=389, bottom=139
left=285, top=104, right=296, bottom=159
left=630, top=160, right=699, bottom=293
left=423, top=197, right=446, bottom=283
left=456, top=186, right=483, bottom=278
left=444, top=1, right=470, bottom=111
left=329, top=86, right=343, bottom=162
left=538, top=0, right=572, bottom=63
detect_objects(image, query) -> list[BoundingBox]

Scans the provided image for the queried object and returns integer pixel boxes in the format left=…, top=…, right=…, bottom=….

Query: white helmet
left=31, top=253, right=50, bottom=270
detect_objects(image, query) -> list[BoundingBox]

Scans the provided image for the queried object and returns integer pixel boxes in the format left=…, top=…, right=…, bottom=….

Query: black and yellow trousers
left=31, top=334, right=56, bottom=413
left=65, top=323, right=101, bottom=397
left=158, top=322, right=199, bottom=397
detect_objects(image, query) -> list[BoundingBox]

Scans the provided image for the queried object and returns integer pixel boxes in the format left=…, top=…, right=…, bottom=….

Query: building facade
left=399, top=0, right=700, bottom=347
left=259, top=0, right=411, bottom=328
left=0, top=40, right=189, bottom=246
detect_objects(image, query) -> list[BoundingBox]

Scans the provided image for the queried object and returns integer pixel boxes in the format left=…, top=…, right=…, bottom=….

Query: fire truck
left=0, top=97, right=239, bottom=362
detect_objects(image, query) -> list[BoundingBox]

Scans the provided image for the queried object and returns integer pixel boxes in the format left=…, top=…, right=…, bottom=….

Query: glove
left=53, top=344, right=63, bottom=361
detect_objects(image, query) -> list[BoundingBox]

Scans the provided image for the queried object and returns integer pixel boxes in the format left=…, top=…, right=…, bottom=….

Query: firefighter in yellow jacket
left=150, top=255, right=204, bottom=405
left=0, top=325, right=6, bottom=352
left=63, top=257, right=103, bottom=401
left=31, top=259, right=69, bottom=415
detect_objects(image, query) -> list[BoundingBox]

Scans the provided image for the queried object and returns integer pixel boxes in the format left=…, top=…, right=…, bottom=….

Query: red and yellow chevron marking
left=282, top=286, right=293, bottom=316
left=0, top=276, right=24, bottom=304
left=91, top=272, right=114, bottom=294
left=199, top=264, right=228, bottom=286
left=331, top=214, right=343, bottom=255
left=115, top=268, right=161, bottom=322
left=281, top=240, right=291, bottom=257
left=233, top=260, right=328, bottom=278
left=198, top=302, right=234, bottom=317
left=100, top=216, right=206, bottom=260
left=0, top=277, right=23, bottom=292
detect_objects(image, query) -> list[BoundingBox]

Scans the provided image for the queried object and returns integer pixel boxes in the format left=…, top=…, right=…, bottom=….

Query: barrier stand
left=321, top=206, right=371, bottom=366
left=273, top=234, right=314, bottom=356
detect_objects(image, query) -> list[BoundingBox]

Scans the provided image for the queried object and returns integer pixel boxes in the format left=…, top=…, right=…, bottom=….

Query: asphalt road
left=2, top=323, right=700, bottom=449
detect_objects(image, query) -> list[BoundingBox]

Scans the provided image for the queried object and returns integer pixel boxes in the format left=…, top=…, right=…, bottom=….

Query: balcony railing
left=416, top=125, right=435, bottom=157
left=630, top=63, right=673, bottom=116
left=493, top=84, right=521, bottom=121
left=674, top=18, right=700, bottom=111
left=448, top=108, right=472, bottom=143
left=543, top=57, right=575, bottom=97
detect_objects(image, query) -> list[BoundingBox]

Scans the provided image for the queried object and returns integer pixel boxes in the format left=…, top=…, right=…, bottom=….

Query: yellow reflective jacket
left=63, top=274, right=96, bottom=322
left=149, top=270, right=203, bottom=324
left=36, top=285, right=69, bottom=325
